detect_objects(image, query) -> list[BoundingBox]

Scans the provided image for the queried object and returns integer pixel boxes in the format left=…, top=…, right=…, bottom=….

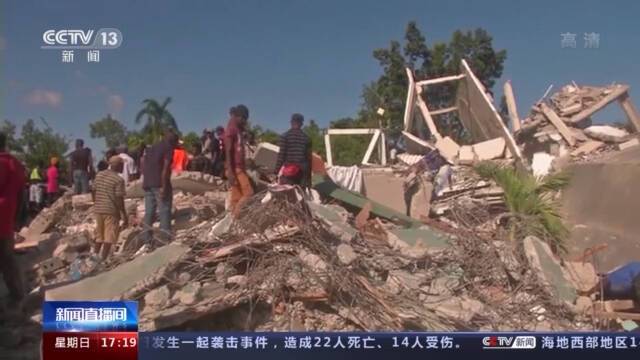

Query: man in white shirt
left=117, top=146, right=137, bottom=187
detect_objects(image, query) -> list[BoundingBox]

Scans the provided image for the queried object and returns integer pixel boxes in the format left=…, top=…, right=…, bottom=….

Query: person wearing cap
left=46, top=157, right=60, bottom=206
left=92, top=155, right=128, bottom=259
left=225, top=105, right=254, bottom=217
left=275, top=113, right=312, bottom=187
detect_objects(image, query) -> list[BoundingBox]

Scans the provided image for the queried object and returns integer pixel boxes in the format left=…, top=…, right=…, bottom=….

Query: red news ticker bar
left=43, top=332, right=138, bottom=360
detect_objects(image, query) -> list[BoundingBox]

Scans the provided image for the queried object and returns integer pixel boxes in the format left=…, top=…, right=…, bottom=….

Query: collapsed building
left=2, top=61, right=640, bottom=357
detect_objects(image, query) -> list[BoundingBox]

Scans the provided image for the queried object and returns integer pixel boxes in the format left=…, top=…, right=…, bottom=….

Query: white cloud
left=107, top=94, right=124, bottom=113
left=25, top=89, right=63, bottom=108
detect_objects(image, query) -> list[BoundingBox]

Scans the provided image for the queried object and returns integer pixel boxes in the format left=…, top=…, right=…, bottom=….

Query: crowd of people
left=0, top=103, right=315, bottom=313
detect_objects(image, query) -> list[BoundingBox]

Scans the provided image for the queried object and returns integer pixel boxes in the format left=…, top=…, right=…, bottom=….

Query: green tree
left=89, top=114, right=128, bottom=149
left=182, top=131, right=201, bottom=153
left=328, top=117, right=370, bottom=166
left=302, top=119, right=326, bottom=157
left=0, top=120, right=23, bottom=153
left=19, top=119, right=70, bottom=169
left=362, top=22, right=507, bottom=143
left=249, top=124, right=280, bottom=145
left=135, top=97, right=178, bottom=143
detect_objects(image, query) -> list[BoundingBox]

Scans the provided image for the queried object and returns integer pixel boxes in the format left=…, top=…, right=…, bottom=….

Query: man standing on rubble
left=0, top=132, right=26, bottom=310
left=275, top=113, right=312, bottom=187
left=225, top=105, right=254, bottom=217
left=142, top=129, right=178, bottom=244
left=69, top=139, right=94, bottom=194
left=93, top=156, right=128, bottom=259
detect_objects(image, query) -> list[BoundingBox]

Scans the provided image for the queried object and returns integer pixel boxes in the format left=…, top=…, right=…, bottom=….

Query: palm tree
left=135, top=97, right=178, bottom=143
left=474, top=162, right=570, bottom=253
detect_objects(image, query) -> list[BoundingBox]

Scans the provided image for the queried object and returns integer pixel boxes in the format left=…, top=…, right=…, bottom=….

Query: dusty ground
left=562, top=146, right=640, bottom=271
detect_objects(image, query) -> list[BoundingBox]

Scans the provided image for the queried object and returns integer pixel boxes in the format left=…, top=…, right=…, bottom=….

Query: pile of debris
left=516, top=83, right=639, bottom=171
left=19, top=184, right=600, bottom=333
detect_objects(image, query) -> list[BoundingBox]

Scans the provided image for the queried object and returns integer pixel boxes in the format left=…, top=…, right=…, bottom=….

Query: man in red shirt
left=0, top=132, right=26, bottom=308
left=225, top=105, right=254, bottom=217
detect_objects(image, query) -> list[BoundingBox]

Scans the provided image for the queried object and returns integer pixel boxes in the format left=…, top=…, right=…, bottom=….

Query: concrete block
left=253, top=142, right=280, bottom=173
left=571, top=140, right=604, bottom=156
left=435, top=136, right=460, bottom=163
left=457, top=145, right=475, bottom=165
left=523, top=236, right=577, bottom=304
left=472, top=137, right=506, bottom=161
left=45, top=243, right=189, bottom=301
left=409, top=180, right=433, bottom=221
left=72, top=194, right=93, bottom=210
left=361, top=172, right=406, bottom=215
left=618, top=138, right=639, bottom=151
left=584, top=125, right=629, bottom=143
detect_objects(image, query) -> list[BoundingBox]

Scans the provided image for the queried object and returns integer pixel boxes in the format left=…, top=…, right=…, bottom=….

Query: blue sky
left=2, top=0, right=639, bottom=153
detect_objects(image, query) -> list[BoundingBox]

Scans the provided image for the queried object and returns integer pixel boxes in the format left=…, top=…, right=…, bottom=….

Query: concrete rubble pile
left=11, top=181, right=600, bottom=336
left=516, top=83, right=639, bottom=172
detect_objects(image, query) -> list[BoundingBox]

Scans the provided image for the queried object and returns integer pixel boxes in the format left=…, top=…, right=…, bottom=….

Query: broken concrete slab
left=307, top=202, right=358, bottom=243
left=563, top=261, right=598, bottom=292
left=618, top=137, right=639, bottom=151
left=471, top=137, right=506, bottom=161
left=24, top=196, right=69, bottom=238
left=523, top=236, right=577, bottom=304
left=361, top=170, right=407, bottom=215
left=253, top=142, right=280, bottom=173
left=45, top=243, right=189, bottom=301
left=312, top=174, right=422, bottom=227
left=173, top=282, right=201, bottom=305
left=144, top=285, right=171, bottom=308
left=571, top=140, right=604, bottom=156
left=456, top=59, right=523, bottom=163
left=408, top=180, right=432, bottom=221
left=584, top=125, right=629, bottom=143
left=457, top=145, right=475, bottom=165
left=389, top=227, right=450, bottom=254
left=72, top=193, right=93, bottom=210
left=425, top=296, right=485, bottom=323
left=435, top=136, right=459, bottom=163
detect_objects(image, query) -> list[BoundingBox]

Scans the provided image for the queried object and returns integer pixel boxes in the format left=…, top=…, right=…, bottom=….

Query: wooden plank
left=403, top=68, right=416, bottom=131
left=568, top=85, right=629, bottom=124
left=430, top=106, right=458, bottom=116
left=324, top=133, right=333, bottom=167
left=416, top=74, right=465, bottom=87
left=618, top=92, right=640, bottom=133
left=415, top=85, right=442, bottom=141
left=503, top=80, right=521, bottom=131
left=327, top=128, right=378, bottom=135
left=540, top=103, right=576, bottom=146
